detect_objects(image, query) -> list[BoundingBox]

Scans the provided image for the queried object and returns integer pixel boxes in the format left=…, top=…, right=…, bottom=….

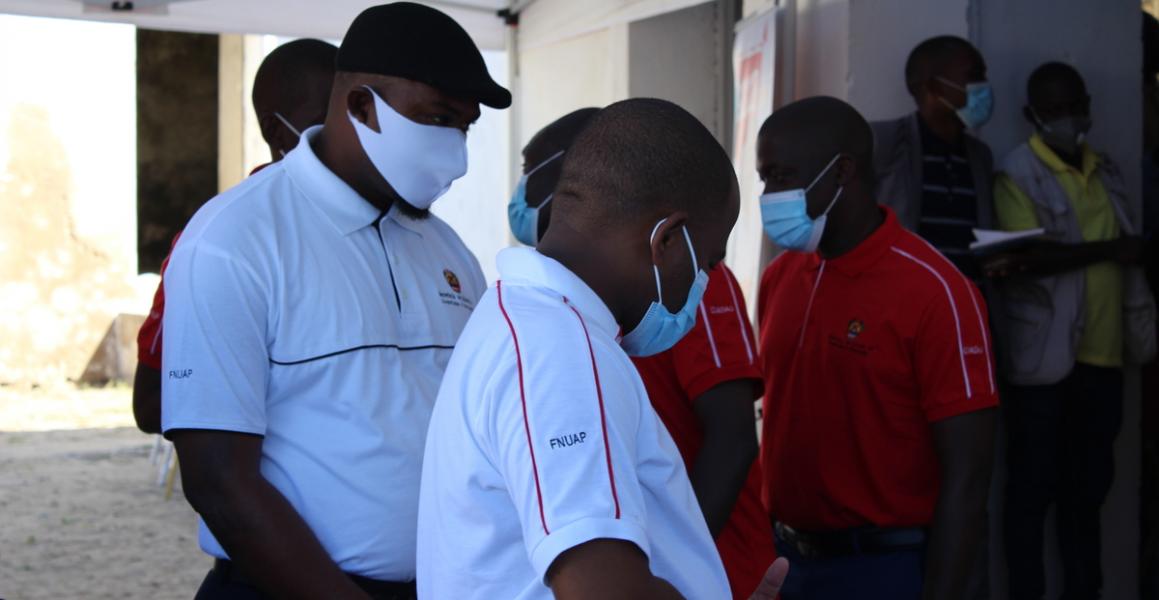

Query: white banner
left=727, top=8, right=776, bottom=319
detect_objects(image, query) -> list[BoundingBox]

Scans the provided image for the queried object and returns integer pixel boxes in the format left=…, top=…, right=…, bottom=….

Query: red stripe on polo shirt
left=497, top=281, right=550, bottom=535
left=565, top=297, right=622, bottom=520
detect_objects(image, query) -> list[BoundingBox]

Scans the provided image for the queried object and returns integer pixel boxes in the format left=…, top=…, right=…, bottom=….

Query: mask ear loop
left=648, top=219, right=668, bottom=305
left=526, top=150, right=565, bottom=177
left=273, top=112, right=302, bottom=138
left=806, top=153, right=843, bottom=193
left=680, top=226, right=699, bottom=279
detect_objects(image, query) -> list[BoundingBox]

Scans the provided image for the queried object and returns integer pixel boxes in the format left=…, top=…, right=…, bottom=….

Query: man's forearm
left=689, top=435, right=756, bottom=538
left=191, top=474, right=369, bottom=600
left=922, top=489, right=986, bottom=600
left=132, top=366, right=163, bottom=434
left=1022, top=240, right=1124, bottom=276
left=924, top=409, right=996, bottom=600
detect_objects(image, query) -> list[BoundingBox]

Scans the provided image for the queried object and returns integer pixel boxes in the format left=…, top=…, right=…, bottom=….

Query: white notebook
left=968, top=228, right=1046, bottom=253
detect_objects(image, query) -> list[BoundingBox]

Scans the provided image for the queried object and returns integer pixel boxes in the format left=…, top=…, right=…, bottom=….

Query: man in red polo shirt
left=508, top=110, right=776, bottom=599
left=756, top=96, right=996, bottom=599
left=132, top=39, right=337, bottom=433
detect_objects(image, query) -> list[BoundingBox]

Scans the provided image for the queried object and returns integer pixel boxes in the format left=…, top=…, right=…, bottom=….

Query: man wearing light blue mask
left=757, top=96, right=997, bottom=600
left=508, top=108, right=599, bottom=246
left=418, top=98, right=788, bottom=600
left=509, top=109, right=776, bottom=598
left=872, top=35, right=997, bottom=284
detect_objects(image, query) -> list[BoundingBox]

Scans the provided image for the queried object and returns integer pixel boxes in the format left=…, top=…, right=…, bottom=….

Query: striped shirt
left=917, top=117, right=981, bottom=280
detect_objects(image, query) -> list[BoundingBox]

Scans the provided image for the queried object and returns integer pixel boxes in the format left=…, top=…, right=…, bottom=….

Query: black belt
left=213, top=559, right=417, bottom=600
left=773, top=521, right=927, bottom=560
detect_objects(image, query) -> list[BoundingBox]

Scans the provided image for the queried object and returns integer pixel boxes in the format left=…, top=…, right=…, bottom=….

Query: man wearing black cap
left=159, top=4, right=509, bottom=599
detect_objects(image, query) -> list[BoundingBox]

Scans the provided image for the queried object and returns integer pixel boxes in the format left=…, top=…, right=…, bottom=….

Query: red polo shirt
left=632, top=264, right=775, bottom=600
left=757, top=207, right=998, bottom=531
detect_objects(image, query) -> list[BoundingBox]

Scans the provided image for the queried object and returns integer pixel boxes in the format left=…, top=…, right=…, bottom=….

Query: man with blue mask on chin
left=757, top=96, right=997, bottom=600
left=872, top=35, right=996, bottom=283
left=160, top=4, right=507, bottom=598
left=418, top=98, right=788, bottom=600
left=509, top=109, right=776, bottom=600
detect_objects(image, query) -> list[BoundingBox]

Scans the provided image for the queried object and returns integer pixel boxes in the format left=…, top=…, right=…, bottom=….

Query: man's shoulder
left=176, top=165, right=292, bottom=256
left=759, top=250, right=808, bottom=288
left=886, top=230, right=979, bottom=303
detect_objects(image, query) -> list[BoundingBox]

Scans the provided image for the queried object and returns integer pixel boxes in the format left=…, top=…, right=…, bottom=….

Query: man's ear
left=834, top=154, right=856, bottom=187
left=257, top=112, right=281, bottom=148
left=649, top=212, right=689, bottom=268
left=1022, top=105, right=1037, bottom=128
left=347, top=86, right=378, bottom=133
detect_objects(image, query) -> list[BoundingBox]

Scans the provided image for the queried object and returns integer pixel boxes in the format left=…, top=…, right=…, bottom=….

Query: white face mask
left=348, top=86, right=468, bottom=210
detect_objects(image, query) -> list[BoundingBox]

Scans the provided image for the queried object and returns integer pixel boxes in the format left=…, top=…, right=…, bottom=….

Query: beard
left=392, top=196, right=432, bottom=220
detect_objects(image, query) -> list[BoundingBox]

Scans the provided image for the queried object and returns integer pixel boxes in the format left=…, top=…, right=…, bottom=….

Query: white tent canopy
left=0, top=0, right=511, bottom=48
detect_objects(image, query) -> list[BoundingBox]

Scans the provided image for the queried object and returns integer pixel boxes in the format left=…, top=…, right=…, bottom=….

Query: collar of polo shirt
left=285, top=125, right=425, bottom=238
left=496, top=247, right=620, bottom=341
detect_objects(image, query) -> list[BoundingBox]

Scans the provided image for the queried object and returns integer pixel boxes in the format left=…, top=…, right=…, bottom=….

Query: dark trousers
left=1004, top=363, right=1123, bottom=600
left=194, top=560, right=417, bottom=600
left=773, top=536, right=924, bottom=600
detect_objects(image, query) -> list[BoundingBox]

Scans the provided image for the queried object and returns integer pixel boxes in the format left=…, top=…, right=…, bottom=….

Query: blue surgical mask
left=620, top=219, right=709, bottom=357
left=759, top=154, right=843, bottom=253
left=937, top=78, right=993, bottom=129
left=507, top=150, right=565, bottom=246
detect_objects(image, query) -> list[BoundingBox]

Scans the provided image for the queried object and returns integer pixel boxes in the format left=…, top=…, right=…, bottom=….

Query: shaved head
left=758, top=96, right=874, bottom=188
left=905, top=35, right=983, bottom=99
left=1027, top=61, right=1087, bottom=107
left=252, top=39, right=338, bottom=159
left=757, top=96, right=881, bottom=256
left=524, top=107, right=599, bottom=168
left=538, top=98, right=739, bottom=330
left=554, top=98, right=737, bottom=231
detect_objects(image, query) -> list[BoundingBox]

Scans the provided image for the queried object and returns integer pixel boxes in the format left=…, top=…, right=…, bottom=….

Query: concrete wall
left=0, top=15, right=145, bottom=385
left=848, top=0, right=969, bottom=120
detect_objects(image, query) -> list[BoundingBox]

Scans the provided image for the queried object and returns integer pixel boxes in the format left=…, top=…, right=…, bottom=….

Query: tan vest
left=998, top=143, right=1156, bottom=385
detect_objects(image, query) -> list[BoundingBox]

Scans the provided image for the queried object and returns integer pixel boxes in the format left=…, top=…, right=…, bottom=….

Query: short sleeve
left=137, top=233, right=182, bottom=371
left=136, top=281, right=165, bottom=370
left=671, top=265, right=762, bottom=400
left=914, top=277, right=999, bottom=422
left=160, top=241, right=270, bottom=436
left=994, top=173, right=1042, bottom=232
left=483, top=301, right=650, bottom=582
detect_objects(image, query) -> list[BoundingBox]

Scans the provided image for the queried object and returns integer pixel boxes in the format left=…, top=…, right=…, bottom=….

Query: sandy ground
left=0, top=385, right=209, bottom=599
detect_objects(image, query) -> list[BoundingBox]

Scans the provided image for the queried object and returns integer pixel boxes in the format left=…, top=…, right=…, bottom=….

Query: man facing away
left=988, top=61, right=1153, bottom=600
left=758, top=96, right=997, bottom=600
left=418, top=98, right=787, bottom=600
left=133, top=38, right=338, bottom=434
left=508, top=108, right=776, bottom=599
left=160, top=4, right=509, bottom=598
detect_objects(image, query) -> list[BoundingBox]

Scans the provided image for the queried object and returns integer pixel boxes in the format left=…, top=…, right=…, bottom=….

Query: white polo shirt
left=417, top=247, right=729, bottom=599
left=160, top=125, right=485, bottom=581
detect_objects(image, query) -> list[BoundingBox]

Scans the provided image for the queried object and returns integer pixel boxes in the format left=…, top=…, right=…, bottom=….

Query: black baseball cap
left=337, top=2, right=511, bottom=109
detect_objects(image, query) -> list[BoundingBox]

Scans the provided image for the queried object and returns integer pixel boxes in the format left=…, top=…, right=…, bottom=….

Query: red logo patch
left=443, top=269, right=461, bottom=294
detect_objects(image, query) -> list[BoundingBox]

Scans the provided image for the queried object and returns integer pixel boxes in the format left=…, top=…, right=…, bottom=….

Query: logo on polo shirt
left=548, top=431, right=587, bottom=449
left=847, top=319, right=864, bottom=339
left=443, top=269, right=462, bottom=294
